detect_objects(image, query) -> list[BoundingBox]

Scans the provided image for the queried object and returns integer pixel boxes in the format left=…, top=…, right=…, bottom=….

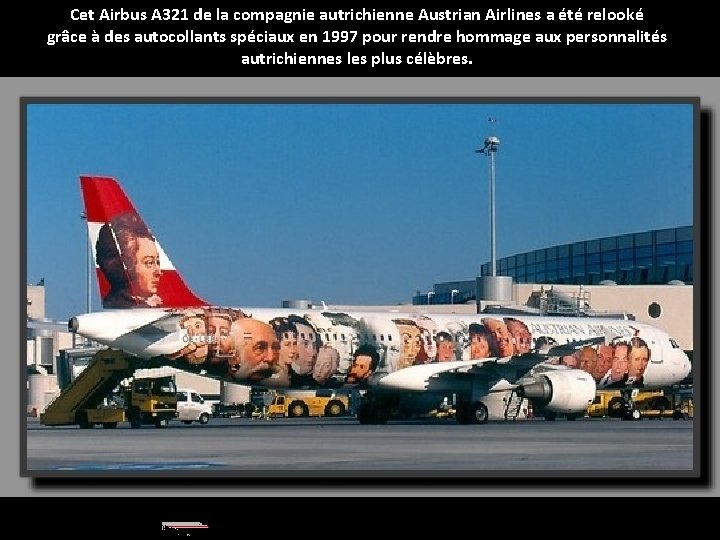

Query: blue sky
left=26, top=100, right=694, bottom=321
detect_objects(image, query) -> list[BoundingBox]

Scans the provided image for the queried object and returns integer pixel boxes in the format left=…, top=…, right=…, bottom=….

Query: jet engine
left=515, top=369, right=595, bottom=413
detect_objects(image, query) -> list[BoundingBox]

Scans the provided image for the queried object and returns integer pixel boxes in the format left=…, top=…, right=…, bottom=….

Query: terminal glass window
left=586, top=240, right=600, bottom=253
left=635, top=256, right=652, bottom=269
left=601, top=237, right=617, bottom=251
left=602, top=251, right=617, bottom=273
left=557, top=259, right=570, bottom=279
left=558, top=244, right=569, bottom=258
left=676, top=226, right=692, bottom=241
left=602, top=260, right=617, bottom=273
left=635, top=232, right=652, bottom=246
left=618, top=234, right=634, bottom=249
left=572, top=242, right=585, bottom=255
left=619, top=247, right=634, bottom=262
left=676, top=240, right=692, bottom=255
left=535, top=249, right=545, bottom=262
left=656, top=228, right=676, bottom=244
left=657, top=243, right=676, bottom=267
left=677, top=252, right=692, bottom=265
left=572, top=254, right=585, bottom=270
left=636, top=245, right=652, bottom=259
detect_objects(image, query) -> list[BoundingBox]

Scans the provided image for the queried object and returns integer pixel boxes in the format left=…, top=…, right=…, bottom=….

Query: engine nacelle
left=516, top=369, right=596, bottom=413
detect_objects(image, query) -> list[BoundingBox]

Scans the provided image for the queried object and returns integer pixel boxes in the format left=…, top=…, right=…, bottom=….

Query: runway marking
left=49, top=461, right=225, bottom=471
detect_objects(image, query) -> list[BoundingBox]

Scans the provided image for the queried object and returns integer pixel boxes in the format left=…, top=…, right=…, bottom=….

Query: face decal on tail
left=80, top=175, right=208, bottom=309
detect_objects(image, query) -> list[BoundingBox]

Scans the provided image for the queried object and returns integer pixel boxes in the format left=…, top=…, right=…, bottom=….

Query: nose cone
left=680, top=350, right=692, bottom=381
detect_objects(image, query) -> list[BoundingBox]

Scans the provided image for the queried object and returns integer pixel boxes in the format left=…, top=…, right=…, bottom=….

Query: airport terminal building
left=412, top=225, right=694, bottom=351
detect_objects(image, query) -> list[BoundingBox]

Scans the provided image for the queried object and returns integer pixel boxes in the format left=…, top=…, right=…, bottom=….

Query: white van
left=175, top=388, right=213, bottom=425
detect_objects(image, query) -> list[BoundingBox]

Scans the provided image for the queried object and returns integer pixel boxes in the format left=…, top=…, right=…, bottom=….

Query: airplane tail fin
left=80, top=175, right=208, bottom=310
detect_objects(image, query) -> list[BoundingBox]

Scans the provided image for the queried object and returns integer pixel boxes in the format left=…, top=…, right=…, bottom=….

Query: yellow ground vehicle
left=587, top=389, right=689, bottom=420
left=72, top=375, right=178, bottom=429
left=40, top=349, right=178, bottom=428
left=121, top=376, right=178, bottom=428
left=267, top=391, right=349, bottom=418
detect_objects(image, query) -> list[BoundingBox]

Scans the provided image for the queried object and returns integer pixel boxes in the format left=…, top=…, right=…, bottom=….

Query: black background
left=4, top=6, right=711, bottom=76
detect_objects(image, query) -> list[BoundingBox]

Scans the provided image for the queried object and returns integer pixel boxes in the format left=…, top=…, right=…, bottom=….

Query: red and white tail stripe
left=80, top=175, right=208, bottom=309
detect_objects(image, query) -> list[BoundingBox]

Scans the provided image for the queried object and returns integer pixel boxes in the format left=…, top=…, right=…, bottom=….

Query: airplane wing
left=375, top=335, right=608, bottom=391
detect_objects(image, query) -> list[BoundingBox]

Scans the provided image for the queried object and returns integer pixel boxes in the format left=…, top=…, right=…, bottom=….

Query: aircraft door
left=643, top=328, right=664, bottom=365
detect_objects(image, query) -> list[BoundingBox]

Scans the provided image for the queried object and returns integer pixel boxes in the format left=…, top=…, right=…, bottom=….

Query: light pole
left=80, top=212, right=92, bottom=314
left=451, top=289, right=459, bottom=304
left=427, top=291, right=434, bottom=305
left=476, top=128, right=500, bottom=277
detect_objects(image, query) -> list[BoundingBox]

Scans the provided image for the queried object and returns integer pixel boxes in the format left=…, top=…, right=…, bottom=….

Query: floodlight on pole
left=80, top=212, right=92, bottom=314
left=451, top=289, right=459, bottom=304
left=476, top=126, right=500, bottom=277
left=427, top=291, right=434, bottom=305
